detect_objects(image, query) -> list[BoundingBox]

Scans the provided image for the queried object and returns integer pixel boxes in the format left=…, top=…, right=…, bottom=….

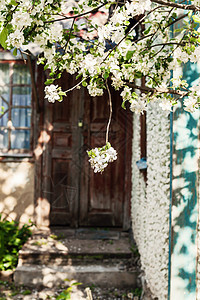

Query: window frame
left=0, top=59, right=33, bottom=158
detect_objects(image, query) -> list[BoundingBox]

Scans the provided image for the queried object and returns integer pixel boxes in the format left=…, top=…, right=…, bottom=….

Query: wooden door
left=43, top=74, right=132, bottom=228
left=79, top=87, right=132, bottom=227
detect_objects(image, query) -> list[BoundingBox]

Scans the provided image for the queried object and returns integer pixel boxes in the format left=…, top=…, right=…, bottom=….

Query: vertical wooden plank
left=170, top=61, right=200, bottom=300
left=33, top=63, right=50, bottom=227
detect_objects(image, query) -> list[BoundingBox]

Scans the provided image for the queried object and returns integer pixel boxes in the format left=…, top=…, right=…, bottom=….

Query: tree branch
left=44, top=3, right=107, bottom=23
left=105, top=80, right=112, bottom=144
left=127, top=82, right=188, bottom=96
left=166, top=14, right=187, bottom=28
left=103, top=5, right=163, bottom=61
left=152, top=0, right=200, bottom=11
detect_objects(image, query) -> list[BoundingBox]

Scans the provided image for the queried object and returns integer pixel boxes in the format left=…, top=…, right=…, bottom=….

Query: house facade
left=0, top=48, right=199, bottom=300
left=0, top=48, right=132, bottom=230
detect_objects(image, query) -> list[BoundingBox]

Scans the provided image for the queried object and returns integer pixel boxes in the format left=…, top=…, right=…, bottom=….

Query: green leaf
left=76, top=73, right=82, bottom=80
left=105, top=3, right=111, bottom=9
left=121, top=100, right=127, bottom=110
left=103, top=71, right=110, bottom=79
left=10, top=0, right=18, bottom=5
left=22, top=290, right=31, bottom=295
left=96, top=66, right=101, bottom=74
left=192, top=15, right=200, bottom=23
left=82, top=81, right=87, bottom=87
left=71, top=282, right=82, bottom=286
left=44, top=65, right=49, bottom=71
left=58, top=91, right=66, bottom=96
left=12, top=48, right=17, bottom=56
left=0, top=27, right=8, bottom=49
left=56, top=73, right=61, bottom=79
left=143, top=27, right=151, bottom=35
left=45, top=79, right=54, bottom=85
left=132, top=92, right=138, bottom=99
left=126, top=51, right=134, bottom=61
left=123, top=64, right=132, bottom=68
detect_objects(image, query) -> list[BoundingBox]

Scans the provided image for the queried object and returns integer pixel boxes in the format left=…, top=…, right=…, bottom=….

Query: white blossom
left=174, top=48, right=189, bottom=64
left=130, top=94, right=147, bottom=114
left=87, top=82, right=103, bottom=97
left=184, top=96, right=198, bottom=113
left=87, top=143, right=117, bottom=173
left=12, top=11, right=32, bottom=29
left=44, top=84, right=61, bottom=103
left=48, top=23, right=63, bottom=42
left=159, top=98, right=172, bottom=111
left=7, top=30, right=24, bottom=48
left=120, top=86, right=132, bottom=101
left=81, top=54, right=101, bottom=76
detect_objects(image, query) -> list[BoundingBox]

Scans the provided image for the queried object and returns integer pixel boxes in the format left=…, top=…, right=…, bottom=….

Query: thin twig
left=64, top=76, right=89, bottom=93
left=127, top=82, right=188, bottom=96
left=105, top=80, right=112, bottom=144
left=152, top=0, right=200, bottom=11
left=44, top=3, right=107, bottom=24
left=64, top=18, right=75, bottom=51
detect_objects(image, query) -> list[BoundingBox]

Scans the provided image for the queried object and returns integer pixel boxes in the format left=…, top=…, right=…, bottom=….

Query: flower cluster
left=0, top=0, right=200, bottom=114
left=183, top=84, right=200, bottom=112
left=0, top=0, right=200, bottom=173
left=87, top=143, right=117, bottom=173
left=44, top=84, right=66, bottom=103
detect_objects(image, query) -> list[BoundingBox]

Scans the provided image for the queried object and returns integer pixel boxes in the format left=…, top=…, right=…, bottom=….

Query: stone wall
left=0, top=161, right=34, bottom=224
left=132, top=104, right=171, bottom=300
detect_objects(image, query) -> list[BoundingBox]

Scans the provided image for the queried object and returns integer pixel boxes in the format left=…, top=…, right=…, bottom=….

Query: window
left=0, top=61, right=32, bottom=155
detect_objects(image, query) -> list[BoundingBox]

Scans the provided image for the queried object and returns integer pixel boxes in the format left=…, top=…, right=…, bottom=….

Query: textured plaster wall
left=170, top=103, right=199, bottom=300
left=132, top=104, right=170, bottom=300
left=0, top=161, right=34, bottom=224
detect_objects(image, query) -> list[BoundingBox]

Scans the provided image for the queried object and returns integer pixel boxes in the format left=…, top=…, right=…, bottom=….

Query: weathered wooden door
left=43, top=74, right=132, bottom=228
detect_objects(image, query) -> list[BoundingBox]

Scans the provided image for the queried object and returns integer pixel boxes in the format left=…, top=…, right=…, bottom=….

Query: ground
left=0, top=280, right=141, bottom=299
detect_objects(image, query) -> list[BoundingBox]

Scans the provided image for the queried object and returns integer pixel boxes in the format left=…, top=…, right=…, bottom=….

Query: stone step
left=14, top=264, right=138, bottom=288
left=18, top=236, right=133, bottom=266
left=14, top=229, right=139, bottom=289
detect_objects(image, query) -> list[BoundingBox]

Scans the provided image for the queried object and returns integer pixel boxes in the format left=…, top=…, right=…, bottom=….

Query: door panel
left=43, top=74, right=81, bottom=227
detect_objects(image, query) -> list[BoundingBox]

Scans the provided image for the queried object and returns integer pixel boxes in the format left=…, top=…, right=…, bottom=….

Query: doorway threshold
left=47, top=227, right=129, bottom=240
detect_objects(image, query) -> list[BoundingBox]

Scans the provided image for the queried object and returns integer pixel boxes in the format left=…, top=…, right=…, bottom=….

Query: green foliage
left=0, top=215, right=33, bottom=271
left=0, top=27, right=8, bottom=49
left=21, top=289, right=31, bottom=295
left=56, top=281, right=82, bottom=300
left=0, top=107, right=4, bottom=115
left=130, top=244, right=140, bottom=257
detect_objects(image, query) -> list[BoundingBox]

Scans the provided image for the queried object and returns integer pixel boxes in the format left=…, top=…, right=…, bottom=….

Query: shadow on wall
left=0, top=161, right=34, bottom=224
left=171, top=102, right=199, bottom=299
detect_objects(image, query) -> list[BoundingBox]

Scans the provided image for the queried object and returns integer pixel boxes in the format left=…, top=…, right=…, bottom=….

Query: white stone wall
left=132, top=104, right=171, bottom=300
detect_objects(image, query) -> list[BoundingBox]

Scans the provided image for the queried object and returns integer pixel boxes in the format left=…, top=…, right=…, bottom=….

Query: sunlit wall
left=0, top=161, right=34, bottom=224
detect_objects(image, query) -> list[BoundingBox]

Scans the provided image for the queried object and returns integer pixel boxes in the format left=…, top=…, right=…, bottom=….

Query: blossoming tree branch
left=0, top=0, right=200, bottom=172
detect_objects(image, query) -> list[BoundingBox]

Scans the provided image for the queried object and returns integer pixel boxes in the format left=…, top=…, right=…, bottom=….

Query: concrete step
left=14, top=264, right=138, bottom=288
left=14, top=229, right=139, bottom=289
left=18, top=235, right=133, bottom=266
